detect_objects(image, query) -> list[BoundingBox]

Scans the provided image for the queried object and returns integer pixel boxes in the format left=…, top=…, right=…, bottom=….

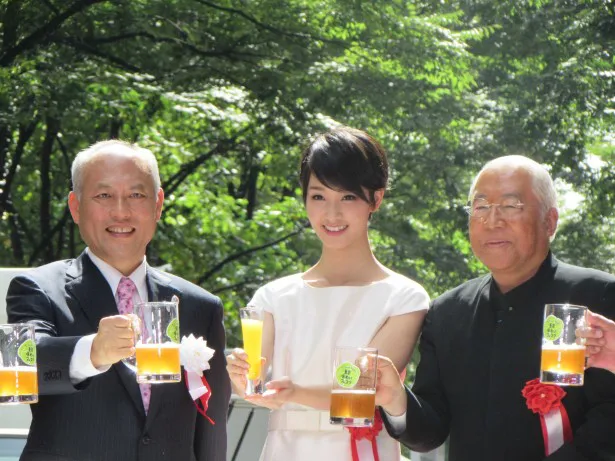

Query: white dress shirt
left=68, top=248, right=148, bottom=383
left=383, top=410, right=407, bottom=433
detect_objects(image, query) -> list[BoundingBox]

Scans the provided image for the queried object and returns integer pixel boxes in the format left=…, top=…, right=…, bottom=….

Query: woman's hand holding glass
left=226, top=347, right=251, bottom=397
left=245, top=376, right=295, bottom=410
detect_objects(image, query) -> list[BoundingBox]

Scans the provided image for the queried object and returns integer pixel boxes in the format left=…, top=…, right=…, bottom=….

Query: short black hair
left=299, top=126, right=388, bottom=205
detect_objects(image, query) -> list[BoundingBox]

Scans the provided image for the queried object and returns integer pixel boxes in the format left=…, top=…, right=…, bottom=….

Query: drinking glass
left=124, top=301, right=181, bottom=383
left=540, top=303, right=587, bottom=386
left=0, top=324, right=38, bottom=404
left=330, top=346, right=377, bottom=427
left=240, top=307, right=265, bottom=395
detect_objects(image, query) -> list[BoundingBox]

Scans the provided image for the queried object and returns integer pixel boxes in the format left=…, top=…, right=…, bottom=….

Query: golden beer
left=541, top=345, right=585, bottom=375
left=135, top=343, right=180, bottom=381
left=330, top=389, right=376, bottom=420
left=0, top=367, right=38, bottom=403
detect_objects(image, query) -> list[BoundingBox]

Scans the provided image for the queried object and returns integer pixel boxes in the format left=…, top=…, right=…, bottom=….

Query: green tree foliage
left=1, top=0, right=613, bottom=349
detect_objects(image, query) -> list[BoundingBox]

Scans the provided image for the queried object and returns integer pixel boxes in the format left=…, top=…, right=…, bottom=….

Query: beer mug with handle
left=330, top=346, right=378, bottom=427
left=0, top=323, right=38, bottom=404
left=540, top=303, right=587, bottom=386
left=123, top=301, right=182, bottom=383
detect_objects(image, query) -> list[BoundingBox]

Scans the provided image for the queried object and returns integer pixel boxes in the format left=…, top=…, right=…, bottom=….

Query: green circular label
left=335, top=361, right=361, bottom=388
left=543, top=314, right=564, bottom=342
left=18, top=339, right=36, bottom=366
left=166, top=318, right=180, bottom=343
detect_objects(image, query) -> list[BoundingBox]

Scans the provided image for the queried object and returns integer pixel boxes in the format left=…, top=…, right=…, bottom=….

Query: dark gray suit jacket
left=383, top=253, right=615, bottom=461
left=6, top=252, right=231, bottom=461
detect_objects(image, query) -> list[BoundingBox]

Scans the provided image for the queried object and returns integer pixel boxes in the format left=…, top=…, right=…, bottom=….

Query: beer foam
left=0, top=366, right=37, bottom=372
left=331, top=389, right=376, bottom=394
left=136, top=343, right=180, bottom=349
left=541, top=344, right=586, bottom=351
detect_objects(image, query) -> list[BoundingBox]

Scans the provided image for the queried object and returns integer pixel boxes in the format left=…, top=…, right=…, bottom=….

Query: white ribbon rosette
left=180, top=334, right=216, bottom=422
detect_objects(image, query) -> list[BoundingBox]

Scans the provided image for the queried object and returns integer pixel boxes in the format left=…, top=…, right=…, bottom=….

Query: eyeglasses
left=464, top=198, right=525, bottom=220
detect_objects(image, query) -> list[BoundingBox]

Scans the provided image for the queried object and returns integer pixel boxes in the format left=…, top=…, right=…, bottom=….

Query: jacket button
left=142, top=435, right=151, bottom=445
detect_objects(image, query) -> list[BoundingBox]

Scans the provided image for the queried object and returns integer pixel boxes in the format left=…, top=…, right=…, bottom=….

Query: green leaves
left=1, top=0, right=614, bottom=347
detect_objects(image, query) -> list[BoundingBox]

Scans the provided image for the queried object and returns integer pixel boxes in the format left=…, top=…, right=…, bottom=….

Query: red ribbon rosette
left=522, top=378, right=572, bottom=455
left=346, top=410, right=383, bottom=461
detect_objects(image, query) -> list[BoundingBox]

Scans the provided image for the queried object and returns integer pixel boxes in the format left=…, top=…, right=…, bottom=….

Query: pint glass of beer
left=540, top=304, right=587, bottom=386
left=330, top=346, right=377, bottom=427
left=0, top=324, right=38, bottom=404
left=240, top=307, right=264, bottom=395
left=133, top=301, right=181, bottom=383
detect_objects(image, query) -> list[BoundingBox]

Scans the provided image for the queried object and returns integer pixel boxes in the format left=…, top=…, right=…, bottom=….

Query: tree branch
left=42, top=0, right=61, bottom=15
left=27, top=205, right=71, bottom=266
left=194, top=0, right=345, bottom=46
left=196, top=225, right=308, bottom=285
left=0, top=0, right=107, bottom=67
left=52, top=37, right=143, bottom=73
left=162, top=128, right=251, bottom=197
left=2, top=0, right=21, bottom=50
left=210, top=260, right=297, bottom=294
left=40, top=117, right=60, bottom=262
left=0, top=120, right=38, bottom=215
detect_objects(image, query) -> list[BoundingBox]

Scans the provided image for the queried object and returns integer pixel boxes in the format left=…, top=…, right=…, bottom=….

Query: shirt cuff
left=383, top=409, right=407, bottom=434
left=69, top=334, right=111, bottom=384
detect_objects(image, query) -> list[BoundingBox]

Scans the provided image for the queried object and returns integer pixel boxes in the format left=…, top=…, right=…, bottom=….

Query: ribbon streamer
left=347, top=410, right=382, bottom=461
left=184, top=370, right=215, bottom=425
left=540, top=404, right=572, bottom=456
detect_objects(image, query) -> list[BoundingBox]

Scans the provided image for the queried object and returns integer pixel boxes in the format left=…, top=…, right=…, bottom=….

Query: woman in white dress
left=227, top=126, right=429, bottom=461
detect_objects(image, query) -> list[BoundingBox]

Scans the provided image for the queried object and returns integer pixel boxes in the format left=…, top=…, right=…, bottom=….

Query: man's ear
left=68, top=191, right=80, bottom=224
left=155, top=188, right=164, bottom=222
left=545, top=207, right=559, bottom=237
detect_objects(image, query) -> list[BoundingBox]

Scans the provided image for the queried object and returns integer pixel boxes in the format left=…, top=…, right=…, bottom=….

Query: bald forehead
left=472, top=165, right=534, bottom=200
left=87, top=149, right=150, bottom=171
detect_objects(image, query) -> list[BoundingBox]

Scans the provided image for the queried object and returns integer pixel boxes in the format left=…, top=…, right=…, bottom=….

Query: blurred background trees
left=1, top=0, right=614, bottom=347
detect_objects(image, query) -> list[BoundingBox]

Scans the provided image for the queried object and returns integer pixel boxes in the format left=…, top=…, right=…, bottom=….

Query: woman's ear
left=371, top=189, right=385, bottom=212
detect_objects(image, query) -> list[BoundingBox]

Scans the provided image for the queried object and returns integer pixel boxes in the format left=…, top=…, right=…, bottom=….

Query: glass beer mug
left=0, top=323, right=38, bottom=404
left=540, top=303, right=587, bottom=386
left=330, top=346, right=378, bottom=427
left=124, top=301, right=181, bottom=383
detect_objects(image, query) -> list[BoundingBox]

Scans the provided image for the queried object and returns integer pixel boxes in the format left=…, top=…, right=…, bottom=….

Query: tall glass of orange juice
left=132, top=301, right=181, bottom=383
left=0, top=323, right=38, bottom=405
left=540, top=304, right=587, bottom=386
left=330, top=346, right=378, bottom=427
left=240, top=307, right=264, bottom=395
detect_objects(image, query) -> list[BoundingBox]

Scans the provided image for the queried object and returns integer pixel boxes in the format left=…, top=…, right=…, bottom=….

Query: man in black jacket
left=376, top=155, right=615, bottom=460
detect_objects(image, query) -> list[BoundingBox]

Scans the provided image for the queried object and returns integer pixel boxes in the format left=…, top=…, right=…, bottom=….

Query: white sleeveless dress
left=248, top=272, right=430, bottom=461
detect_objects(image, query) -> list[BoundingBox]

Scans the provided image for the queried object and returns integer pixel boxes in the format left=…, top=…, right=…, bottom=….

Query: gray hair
left=71, top=140, right=161, bottom=198
left=468, top=155, right=558, bottom=214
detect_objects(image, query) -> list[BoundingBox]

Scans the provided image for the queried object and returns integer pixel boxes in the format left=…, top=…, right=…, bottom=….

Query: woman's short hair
left=299, top=126, right=388, bottom=205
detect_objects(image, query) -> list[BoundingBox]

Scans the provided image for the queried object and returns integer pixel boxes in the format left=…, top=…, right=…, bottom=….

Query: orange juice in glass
left=240, top=307, right=264, bottom=395
left=0, top=324, right=38, bottom=404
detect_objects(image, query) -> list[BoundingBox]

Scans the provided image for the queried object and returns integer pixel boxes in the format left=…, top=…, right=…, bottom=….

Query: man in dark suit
left=375, top=155, right=615, bottom=460
left=6, top=140, right=231, bottom=461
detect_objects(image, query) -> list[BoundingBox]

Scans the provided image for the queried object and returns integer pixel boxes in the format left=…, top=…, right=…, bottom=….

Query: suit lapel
left=144, top=267, right=183, bottom=427
left=65, top=252, right=146, bottom=417
left=65, top=253, right=118, bottom=331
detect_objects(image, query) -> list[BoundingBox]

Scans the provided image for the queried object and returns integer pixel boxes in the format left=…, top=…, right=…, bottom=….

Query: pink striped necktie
left=117, top=276, right=151, bottom=413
